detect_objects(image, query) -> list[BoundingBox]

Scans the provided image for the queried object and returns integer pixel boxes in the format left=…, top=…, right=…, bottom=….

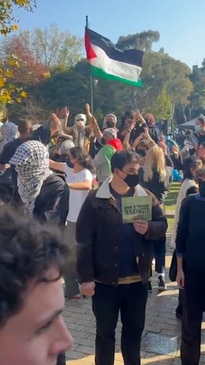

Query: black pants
left=153, top=239, right=166, bottom=275
left=92, top=282, right=148, bottom=365
left=56, top=353, right=66, bottom=365
left=181, top=268, right=205, bottom=365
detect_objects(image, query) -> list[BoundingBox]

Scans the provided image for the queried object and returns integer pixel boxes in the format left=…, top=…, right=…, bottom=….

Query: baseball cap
left=103, top=128, right=117, bottom=139
left=75, top=114, right=87, bottom=123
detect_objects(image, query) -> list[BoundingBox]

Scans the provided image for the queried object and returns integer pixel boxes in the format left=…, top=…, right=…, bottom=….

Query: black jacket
left=176, top=194, right=205, bottom=271
left=33, top=174, right=69, bottom=225
left=76, top=186, right=167, bottom=284
left=138, top=168, right=167, bottom=203
left=148, top=125, right=160, bottom=144
left=32, top=173, right=69, bottom=365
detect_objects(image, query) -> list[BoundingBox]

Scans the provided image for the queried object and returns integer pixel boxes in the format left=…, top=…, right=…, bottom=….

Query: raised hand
left=85, top=103, right=92, bottom=116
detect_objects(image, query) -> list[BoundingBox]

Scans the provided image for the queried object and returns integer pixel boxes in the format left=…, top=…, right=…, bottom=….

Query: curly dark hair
left=0, top=206, right=68, bottom=327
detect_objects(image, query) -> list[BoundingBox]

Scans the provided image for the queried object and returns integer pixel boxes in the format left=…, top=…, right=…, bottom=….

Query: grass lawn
left=164, top=182, right=181, bottom=234
left=164, top=182, right=181, bottom=211
left=167, top=216, right=174, bottom=232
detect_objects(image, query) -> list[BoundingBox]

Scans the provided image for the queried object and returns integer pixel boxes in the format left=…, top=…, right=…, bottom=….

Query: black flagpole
left=86, top=15, right=94, bottom=114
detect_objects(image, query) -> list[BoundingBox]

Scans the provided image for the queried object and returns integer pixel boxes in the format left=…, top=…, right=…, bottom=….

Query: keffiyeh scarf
left=10, top=140, right=52, bottom=214
left=73, top=126, right=86, bottom=149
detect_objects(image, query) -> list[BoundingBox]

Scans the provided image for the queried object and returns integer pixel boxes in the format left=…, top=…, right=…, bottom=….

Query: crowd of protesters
left=0, top=106, right=205, bottom=365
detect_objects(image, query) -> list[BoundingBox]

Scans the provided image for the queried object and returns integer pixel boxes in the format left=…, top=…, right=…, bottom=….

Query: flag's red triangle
left=84, top=30, right=97, bottom=61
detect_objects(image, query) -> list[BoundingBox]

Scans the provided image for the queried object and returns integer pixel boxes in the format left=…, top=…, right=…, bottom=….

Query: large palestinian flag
left=85, top=27, right=144, bottom=87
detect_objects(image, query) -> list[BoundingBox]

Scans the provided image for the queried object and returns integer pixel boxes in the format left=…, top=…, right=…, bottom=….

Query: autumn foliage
left=0, top=0, right=36, bottom=104
left=0, top=0, right=36, bottom=36
left=3, top=36, right=49, bottom=85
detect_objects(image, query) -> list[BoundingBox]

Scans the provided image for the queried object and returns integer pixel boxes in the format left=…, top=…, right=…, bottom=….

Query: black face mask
left=124, top=173, right=139, bottom=188
left=199, top=181, right=205, bottom=197
left=66, top=159, right=74, bottom=168
left=136, top=149, right=146, bottom=157
left=106, top=121, right=115, bottom=128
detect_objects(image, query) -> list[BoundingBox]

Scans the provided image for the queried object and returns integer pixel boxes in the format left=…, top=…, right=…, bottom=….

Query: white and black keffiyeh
left=73, top=125, right=86, bottom=149
left=10, top=140, right=52, bottom=214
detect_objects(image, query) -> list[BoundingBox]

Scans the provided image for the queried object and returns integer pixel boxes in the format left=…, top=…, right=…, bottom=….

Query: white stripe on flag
left=90, top=44, right=142, bottom=83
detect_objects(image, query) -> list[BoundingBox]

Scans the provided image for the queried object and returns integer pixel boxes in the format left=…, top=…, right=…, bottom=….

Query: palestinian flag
left=85, top=27, right=143, bottom=87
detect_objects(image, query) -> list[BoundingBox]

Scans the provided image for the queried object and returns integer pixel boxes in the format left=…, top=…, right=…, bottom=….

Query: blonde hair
left=143, top=145, right=167, bottom=182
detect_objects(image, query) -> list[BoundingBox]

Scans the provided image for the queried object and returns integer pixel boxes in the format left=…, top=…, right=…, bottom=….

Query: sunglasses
left=76, top=118, right=84, bottom=122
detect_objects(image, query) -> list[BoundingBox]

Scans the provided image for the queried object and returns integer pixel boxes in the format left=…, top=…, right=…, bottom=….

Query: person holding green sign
left=76, top=150, right=167, bottom=365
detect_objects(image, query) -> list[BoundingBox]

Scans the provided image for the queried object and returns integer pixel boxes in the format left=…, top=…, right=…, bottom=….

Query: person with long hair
left=170, top=157, right=202, bottom=319
left=50, top=146, right=94, bottom=298
left=139, top=144, right=168, bottom=290
left=141, top=145, right=167, bottom=200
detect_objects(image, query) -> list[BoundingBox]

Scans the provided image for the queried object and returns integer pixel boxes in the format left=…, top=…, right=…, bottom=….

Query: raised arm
left=132, top=133, right=144, bottom=150
left=85, top=103, right=103, bottom=140
left=60, top=107, right=69, bottom=130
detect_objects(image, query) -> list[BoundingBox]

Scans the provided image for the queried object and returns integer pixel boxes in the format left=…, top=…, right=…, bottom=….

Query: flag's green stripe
left=90, top=65, right=142, bottom=87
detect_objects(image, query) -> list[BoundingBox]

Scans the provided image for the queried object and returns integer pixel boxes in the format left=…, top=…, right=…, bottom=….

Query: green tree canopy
left=2, top=24, right=83, bottom=69
left=116, top=30, right=160, bottom=51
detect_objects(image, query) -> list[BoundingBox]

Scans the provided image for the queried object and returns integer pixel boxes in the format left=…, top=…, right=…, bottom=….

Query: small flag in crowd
left=85, top=27, right=144, bottom=87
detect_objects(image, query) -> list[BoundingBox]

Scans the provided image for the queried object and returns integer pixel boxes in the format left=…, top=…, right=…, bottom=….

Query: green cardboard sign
left=121, top=195, right=152, bottom=224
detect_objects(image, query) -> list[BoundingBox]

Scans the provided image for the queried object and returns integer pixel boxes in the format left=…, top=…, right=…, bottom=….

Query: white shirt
left=63, top=164, right=93, bottom=223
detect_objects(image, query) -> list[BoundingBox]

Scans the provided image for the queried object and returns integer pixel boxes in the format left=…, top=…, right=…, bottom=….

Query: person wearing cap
left=62, top=110, right=94, bottom=154
left=59, top=139, right=75, bottom=160
left=73, top=114, right=91, bottom=153
left=92, top=128, right=123, bottom=185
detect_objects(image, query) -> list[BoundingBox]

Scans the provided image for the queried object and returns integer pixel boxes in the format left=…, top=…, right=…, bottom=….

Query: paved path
left=64, top=231, right=205, bottom=365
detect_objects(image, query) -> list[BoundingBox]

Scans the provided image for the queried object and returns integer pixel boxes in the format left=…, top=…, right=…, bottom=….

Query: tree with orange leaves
left=0, top=0, right=36, bottom=104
